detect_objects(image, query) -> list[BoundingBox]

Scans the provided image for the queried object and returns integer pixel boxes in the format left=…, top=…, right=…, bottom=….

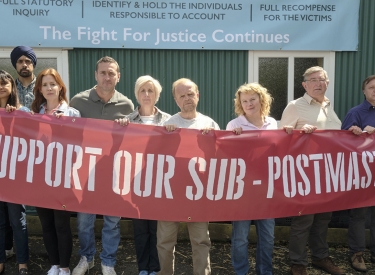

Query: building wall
left=335, top=0, right=375, bottom=120
left=68, top=1, right=374, bottom=126
left=68, top=49, right=248, bottom=129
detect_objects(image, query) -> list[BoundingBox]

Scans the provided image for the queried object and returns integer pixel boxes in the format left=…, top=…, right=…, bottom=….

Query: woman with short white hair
left=116, top=75, right=170, bottom=275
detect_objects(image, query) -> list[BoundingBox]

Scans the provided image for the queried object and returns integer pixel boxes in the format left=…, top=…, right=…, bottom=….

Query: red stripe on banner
left=0, top=110, right=374, bottom=222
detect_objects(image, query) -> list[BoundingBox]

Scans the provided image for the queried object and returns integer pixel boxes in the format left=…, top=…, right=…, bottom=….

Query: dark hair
left=0, top=70, right=20, bottom=108
left=96, top=56, right=120, bottom=72
left=32, top=68, right=67, bottom=113
left=362, top=75, right=375, bottom=91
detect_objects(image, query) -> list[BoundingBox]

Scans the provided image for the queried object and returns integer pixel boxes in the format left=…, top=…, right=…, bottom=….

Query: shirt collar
left=361, top=99, right=375, bottom=110
left=89, top=86, right=119, bottom=103
left=16, top=76, right=36, bottom=89
left=303, top=93, right=330, bottom=106
left=130, top=106, right=160, bottom=121
left=40, top=102, right=68, bottom=113
left=238, top=115, right=271, bottom=128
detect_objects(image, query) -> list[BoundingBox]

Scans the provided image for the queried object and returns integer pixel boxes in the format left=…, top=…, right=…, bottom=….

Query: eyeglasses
left=17, top=59, right=32, bottom=66
left=305, top=78, right=327, bottom=84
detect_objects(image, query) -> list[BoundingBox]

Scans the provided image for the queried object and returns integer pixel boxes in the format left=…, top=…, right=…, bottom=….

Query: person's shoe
left=59, top=268, right=71, bottom=275
left=139, top=271, right=148, bottom=275
left=19, top=268, right=29, bottom=275
left=72, top=256, right=94, bottom=275
left=291, top=264, right=308, bottom=275
left=47, top=265, right=60, bottom=275
left=350, top=252, right=367, bottom=272
left=5, top=248, right=14, bottom=259
left=101, top=263, right=116, bottom=275
left=312, top=257, right=345, bottom=274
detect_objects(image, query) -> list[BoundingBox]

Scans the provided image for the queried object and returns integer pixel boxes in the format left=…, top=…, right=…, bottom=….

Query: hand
left=115, top=117, right=130, bottom=126
left=300, top=124, right=317, bottom=134
left=283, top=125, right=294, bottom=134
left=165, top=124, right=177, bottom=132
left=201, top=127, right=214, bottom=135
left=363, top=125, right=375, bottom=134
left=5, top=104, right=17, bottom=113
left=232, top=127, right=242, bottom=135
left=55, top=113, right=64, bottom=119
left=30, top=111, right=35, bottom=115
left=348, top=125, right=363, bottom=135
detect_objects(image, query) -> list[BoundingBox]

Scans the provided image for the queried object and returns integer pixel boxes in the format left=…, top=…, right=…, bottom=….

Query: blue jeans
left=231, top=219, right=274, bottom=275
left=77, top=213, right=121, bottom=267
left=0, top=202, right=29, bottom=264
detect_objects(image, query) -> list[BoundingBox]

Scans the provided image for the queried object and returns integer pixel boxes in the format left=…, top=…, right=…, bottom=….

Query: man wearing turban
left=10, top=46, right=37, bottom=109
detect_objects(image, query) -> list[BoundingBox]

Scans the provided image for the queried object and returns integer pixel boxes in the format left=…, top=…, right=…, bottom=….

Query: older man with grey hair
left=279, top=66, right=345, bottom=275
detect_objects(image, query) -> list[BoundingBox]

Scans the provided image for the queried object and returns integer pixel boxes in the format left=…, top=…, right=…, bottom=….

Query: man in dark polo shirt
left=70, top=56, right=134, bottom=275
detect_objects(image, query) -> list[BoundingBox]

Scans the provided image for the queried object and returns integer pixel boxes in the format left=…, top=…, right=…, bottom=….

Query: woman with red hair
left=32, top=68, right=80, bottom=275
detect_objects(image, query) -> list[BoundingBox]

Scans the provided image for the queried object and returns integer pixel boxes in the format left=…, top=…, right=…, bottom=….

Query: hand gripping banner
left=1, top=110, right=374, bottom=222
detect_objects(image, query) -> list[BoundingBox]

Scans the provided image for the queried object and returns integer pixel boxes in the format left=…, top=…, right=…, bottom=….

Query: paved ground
left=3, top=236, right=375, bottom=274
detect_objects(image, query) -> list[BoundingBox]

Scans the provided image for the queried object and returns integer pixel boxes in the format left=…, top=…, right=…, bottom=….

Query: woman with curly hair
left=227, top=83, right=276, bottom=275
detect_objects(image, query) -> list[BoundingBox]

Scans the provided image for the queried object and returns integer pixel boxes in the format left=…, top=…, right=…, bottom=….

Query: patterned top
left=16, top=76, right=36, bottom=109
left=126, top=106, right=171, bottom=125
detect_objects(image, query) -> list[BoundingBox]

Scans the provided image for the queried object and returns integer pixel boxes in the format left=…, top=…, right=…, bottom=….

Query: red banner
left=1, top=110, right=375, bottom=222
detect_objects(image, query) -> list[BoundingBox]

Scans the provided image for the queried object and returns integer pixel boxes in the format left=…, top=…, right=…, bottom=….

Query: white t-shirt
left=140, top=115, right=155, bottom=125
left=164, top=112, right=220, bottom=130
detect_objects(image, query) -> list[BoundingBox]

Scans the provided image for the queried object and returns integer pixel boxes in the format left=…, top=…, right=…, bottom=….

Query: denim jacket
left=39, top=102, right=81, bottom=117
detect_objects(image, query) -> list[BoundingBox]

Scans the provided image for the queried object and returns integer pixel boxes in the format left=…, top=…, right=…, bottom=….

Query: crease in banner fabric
left=0, top=110, right=374, bottom=222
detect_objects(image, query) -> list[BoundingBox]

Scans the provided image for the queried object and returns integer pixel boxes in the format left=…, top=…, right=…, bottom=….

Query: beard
left=17, top=69, right=32, bottom=78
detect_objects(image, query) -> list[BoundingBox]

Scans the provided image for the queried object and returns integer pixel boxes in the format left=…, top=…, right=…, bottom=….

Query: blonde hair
left=234, top=83, right=273, bottom=118
left=172, top=78, right=199, bottom=97
left=134, top=75, right=162, bottom=104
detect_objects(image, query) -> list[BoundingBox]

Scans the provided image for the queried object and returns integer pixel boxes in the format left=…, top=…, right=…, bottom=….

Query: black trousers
left=4, top=204, right=13, bottom=250
left=36, top=207, right=72, bottom=268
left=133, top=219, right=160, bottom=272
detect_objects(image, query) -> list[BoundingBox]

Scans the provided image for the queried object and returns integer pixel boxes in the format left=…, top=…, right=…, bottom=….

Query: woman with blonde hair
left=32, top=68, right=80, bottom=275
left=227, top=83, right=276, bottom=275
left=116, top=75, right=170, bottom=275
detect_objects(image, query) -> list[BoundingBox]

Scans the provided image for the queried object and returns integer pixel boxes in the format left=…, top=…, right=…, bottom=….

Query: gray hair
left=303, top=66, right=329, bottom=82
